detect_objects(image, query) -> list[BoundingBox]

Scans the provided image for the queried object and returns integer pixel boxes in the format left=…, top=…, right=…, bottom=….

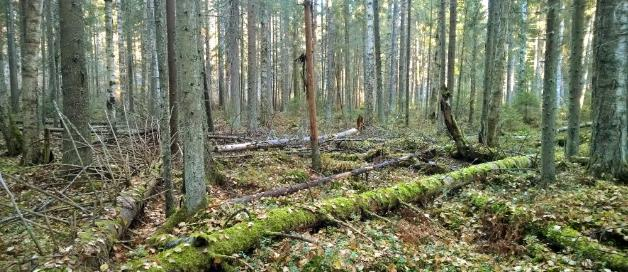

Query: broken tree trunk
left=73, top=177, right=160, bottom=268
left=224, top=151, right=433, bottom=205
left=214, top=128, right=358, bottom=152
left=556, top=122, right=592, bottom=133
left=124, top=156, right=532, bottom=271
left=467, top=192, right=627, bottom=271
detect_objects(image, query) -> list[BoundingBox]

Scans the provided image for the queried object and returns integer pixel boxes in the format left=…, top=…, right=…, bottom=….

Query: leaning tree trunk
left=20, top=0, right=44, bottom=165
left=175, top=0, right=208, bottom=213
left=541, top=0, right=560, bottom=184
left=565, top=0, right=586, bottom=159
left=589, top=0, right=628, bottom=180
left=59, top=0, right=92, bottom=166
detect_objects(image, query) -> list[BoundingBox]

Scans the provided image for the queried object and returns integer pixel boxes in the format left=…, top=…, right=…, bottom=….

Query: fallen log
left=223, top=151, right=429, bottom=205
left=467, top=192, right=627, bottom=271
left=72, top=176, right=160, bottom=268
left=214, top=128, right=359, bottom=152
left=556, top=122, right=592, bottom=133
left=123, top=156, right=532, bottom=271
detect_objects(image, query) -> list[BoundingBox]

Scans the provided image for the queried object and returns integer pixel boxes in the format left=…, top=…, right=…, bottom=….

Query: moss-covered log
left=467, top=192, right=628, bottom=271
left=122, top=156, right=532, bottom=271
left=73, top=177, right=160, bottom=268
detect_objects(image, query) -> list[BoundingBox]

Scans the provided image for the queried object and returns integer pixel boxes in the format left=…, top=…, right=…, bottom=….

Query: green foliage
left=512, top=91, right=541, bottom=126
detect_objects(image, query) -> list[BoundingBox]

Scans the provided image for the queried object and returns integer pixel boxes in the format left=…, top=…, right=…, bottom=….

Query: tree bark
left=541, top=0, right=560, bottom=184
left=165, top=0, right=179, bottom=154
left=324, top=4, right=336, bottom=122
left=227, top=0, right=241, bottom=128
left=59, top=0, right=92, bottom=166
left=246, top=0, right=258, bottom=131
left=373, top=0, right=383, bottom=122
left=104, top=0, right=116, bottom=131
left=260, top=3, right=272, bottom=125
left=565, top=0, right=586, bottom=159
left=124, top=0, right=134, bottom=113
left=154, top=0, right=175, bottom=217
left=589, top=0, right=628, bottom=180
left=20, top=0, right=44, bottom=165
left=386, top=0, right=399, bottom=119
left=304, top=0, right=321, bottom=171
left=364, top=0, right=376, bottom=125
left=5, top=0, right=20, bottom=112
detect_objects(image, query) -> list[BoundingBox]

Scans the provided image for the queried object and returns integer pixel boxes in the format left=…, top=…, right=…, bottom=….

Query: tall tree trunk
left=45, top=0, right=58, bottom=122
left=176, top=0, right=207, bottom=212
left=304, top=0, right=321, bottom=171
left=454, top=0, right=469, bottom=115
left=589, top=0, right=628, bottom=180
left=105, top=0, right=117, bottom=130
left=373, top=0, right=383, bottom=122
left=124, top=0, right=134, bottom=113
left=5, top=0, right=19, bottom=112
left=280, top=5, right=291, bottom=112
left=324, top=4, right=336, bottom=122
left=515, top=0, right=528, bottom=95
left=0, top=18, right=22, bottom=156
left=398, top=0, right=408, bottom=118
left=154, top=0, right=175, bottom=217
left=260, top=3, right=272, bottom=124
left=565, top=0, right=586, bottom=159
left=116, top=0, right=126, bottom=107
left=386, top=0, right=399, bottom=118
left=246, top=0, right=258, bottom=131
left=468, top=15, right=479, bottom=125
left=403, top=0, right=411, bottom=127
left=343, top=0, right=352, bottom=115
left=166, top=0, right=179, bottom=154
left=364, top=0, right=376, bottom=124
left=541, top=0, right=560, bottom=184
left=202, top=2, right=214, bottom=133
left=20, top=0, right=44, bottom=165
left=217, top=12, right=225, bottom=108
left=483, top=0, right=509, bottom=147
left=59, top=0, right=92, bottom=166
left=227, top=0, right=241, bottom=128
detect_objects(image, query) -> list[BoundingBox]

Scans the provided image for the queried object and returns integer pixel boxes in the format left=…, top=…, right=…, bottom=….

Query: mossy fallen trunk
left=73, top=177, right=160, bottom=268
left=467, top=192, right=628, bottom=271
left=122, top=156, right=532, bottom=271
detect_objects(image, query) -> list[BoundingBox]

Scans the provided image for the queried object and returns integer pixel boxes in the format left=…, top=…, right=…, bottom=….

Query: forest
left=0, top=0, right=626, bottom=271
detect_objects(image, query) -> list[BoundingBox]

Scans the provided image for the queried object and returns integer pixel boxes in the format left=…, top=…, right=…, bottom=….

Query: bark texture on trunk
left=246, top=0, right=258, bottom=131
left=304, top=0, right=321, bottom=171
left=59, top=0, right=92, bottom=166
left=227, top=0, right=241, bottom=127
left=541, top=0, right=560, bottom=184
left=364, top=0, right=376, bottom=124
left=565, top=0, right=586, bottom=159
left=176, top=0, right=207, bottom=212
left=589, top=0, right=628, bottom=180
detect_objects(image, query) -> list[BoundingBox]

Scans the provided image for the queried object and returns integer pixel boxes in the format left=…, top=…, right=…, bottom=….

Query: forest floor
left=0, top=110, right=626, bottom=271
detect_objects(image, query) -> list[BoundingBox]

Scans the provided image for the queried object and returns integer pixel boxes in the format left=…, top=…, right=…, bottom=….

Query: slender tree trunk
left=228, top=0, right=241, bottom=128
left=404, top=0, right=411, bottom=127
left=46, top=0, right=58, bottom=123
left=260, top=3, right=272, bottom=124
left=59, top=0, right=92, bottom=166
left=398, top=0, right=408, bottom=118
left=343, top=0, right=352, bottom=115
left=105, top=0, right=117, bottom=130
left=589, top=0, right=628, bottom=180
left=203, top=0, right=214, bottom=133
left=468, top=22, right=479, bottom=125
left=324, top=4, right=336, bottom=122
left=373, top=0, right=383, bottom=122
left=280, top=6, right=291, bottom=112
left=217, top=13, right=225, bottom=108
left=0, top=17, right=22, bottom=156
left=304, top=0, right=321, bottom=171
left=454, top=1, right=469, bottom=115
left=565, top=0, right=586, bottom=159
left=246, top=0, right=258, bottom=131
left=176, top=0, right=207, bottom=212
left=153, top=0, right=175, bottom=217
left=166, top=0, right=179, bottom=154
left=124, top=1, right=135, bottom=113
left=386, top=0, right=399, bottom=118
left=20, top=0, right=44, bottom=165
left=515, top=0, right=528, bottom=95
left=364, top=0, right=376, bottom=124
left=5, top=0, right=19, bottom=112
left=541, top=0, right=560, bottom=184
left=483, top=0, right=509, bottom=147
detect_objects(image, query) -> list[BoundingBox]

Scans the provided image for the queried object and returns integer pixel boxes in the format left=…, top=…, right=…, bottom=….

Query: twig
left=265, top=231, right=319, bottom=244
left=4, top=174, right=88, bottom=212
left=0, top=173, right=45, bottom=255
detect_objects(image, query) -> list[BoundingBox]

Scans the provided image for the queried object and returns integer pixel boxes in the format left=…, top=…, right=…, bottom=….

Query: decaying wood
left=223, top=150, right=431, bottom=205
left=124, top=156, right=533, bottom=271
left=214, top=128, right=359, bottom=152
left=73, top=176, right=160, bottom=268
left=556, top=122, right=592, bottom=133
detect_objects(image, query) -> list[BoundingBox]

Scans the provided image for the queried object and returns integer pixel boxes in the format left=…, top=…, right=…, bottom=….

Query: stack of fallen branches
left=214, top=128, right=359, bottom=152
